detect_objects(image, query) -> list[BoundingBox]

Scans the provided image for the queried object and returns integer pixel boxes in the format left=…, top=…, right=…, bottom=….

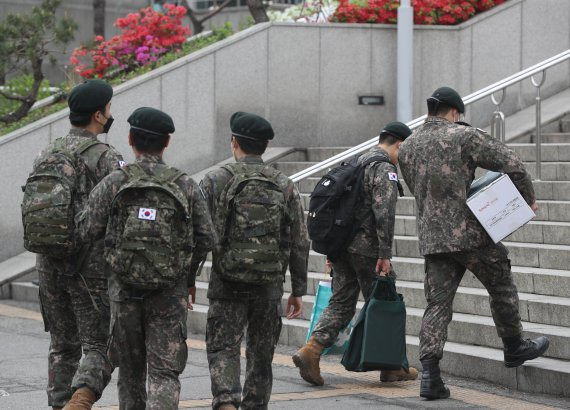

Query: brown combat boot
left=380, top=367, right=419, bottom=382
left=292, top=336, right=325, bottom=386
left=62, top=387, right=96, bottom=410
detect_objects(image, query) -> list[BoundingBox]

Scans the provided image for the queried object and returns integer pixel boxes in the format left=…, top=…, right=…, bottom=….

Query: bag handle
left=371, top=276, right=400, bottom=301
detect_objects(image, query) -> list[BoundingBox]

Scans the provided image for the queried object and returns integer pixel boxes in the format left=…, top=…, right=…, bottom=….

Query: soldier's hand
left=187, top=286, right=196, bottom=310
left=531, top=201, right=539, bottom=213
left=375, top=258, right=391, bottom=277
left=286, top=295, right=303, bottom=319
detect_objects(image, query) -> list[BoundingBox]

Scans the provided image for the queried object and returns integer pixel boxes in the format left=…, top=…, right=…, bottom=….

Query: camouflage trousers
left=38, top=269, right=112, bottom=407
left=420, top=243, right=523, bottom=361
left=206, top=297, right=282, bottom=410
left=312, top=252, right=395, bottom=347
left=108, top=293, right=188, bottom=410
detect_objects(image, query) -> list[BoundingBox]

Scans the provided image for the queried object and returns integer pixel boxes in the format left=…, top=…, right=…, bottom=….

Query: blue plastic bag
left=306, top=281, right=354, bottom=355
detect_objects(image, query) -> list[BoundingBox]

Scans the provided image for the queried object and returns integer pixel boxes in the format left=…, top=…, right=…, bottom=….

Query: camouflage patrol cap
left=68, top=80, right=113, bottom=114
left=230, top=112, right=274, bottom=140
left=380, top=121, right=412, bottom=141
left=127, top=107, right=175, bottom=136
left=429, top=86, right=465, bottom=113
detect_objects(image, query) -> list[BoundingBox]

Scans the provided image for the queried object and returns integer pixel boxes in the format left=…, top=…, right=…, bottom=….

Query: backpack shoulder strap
left=154, top=166, right=185, bottom=185
left=360, top=155, right=404, bottom=197
left=75, top=138, right=107, bottom=156
left=120, top=163, right=147, bottom=180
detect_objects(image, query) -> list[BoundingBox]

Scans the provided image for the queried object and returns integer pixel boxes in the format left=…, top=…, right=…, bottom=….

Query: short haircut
left=234, top=135, right=268, bottom=156
left=378, top=133, right=401, bottom=145
left=69, top=105, right=106, bottom=127
left=427, top=99, right=453, bottom=117
left=130, top=128, right=169, bottom=153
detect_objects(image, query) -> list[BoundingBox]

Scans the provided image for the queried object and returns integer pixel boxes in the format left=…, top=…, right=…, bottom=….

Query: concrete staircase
left=5, top=120, right=570, bottom=398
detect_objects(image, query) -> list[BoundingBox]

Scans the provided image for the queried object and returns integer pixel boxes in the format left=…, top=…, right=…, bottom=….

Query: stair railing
left=291, top=49, right=570, bottom=184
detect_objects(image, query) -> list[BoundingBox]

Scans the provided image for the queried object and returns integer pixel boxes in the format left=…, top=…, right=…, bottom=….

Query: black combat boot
left=503, top=335, right=549, bottom=368
left=419, top=358, right=450, bottom=400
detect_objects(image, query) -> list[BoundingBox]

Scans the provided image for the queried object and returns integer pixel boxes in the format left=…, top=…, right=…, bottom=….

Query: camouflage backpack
left=213, top=163, right=288, bottom=285
left=104, top=163, right=193, bottom=290
left=21, top=137, right=105, bottom=258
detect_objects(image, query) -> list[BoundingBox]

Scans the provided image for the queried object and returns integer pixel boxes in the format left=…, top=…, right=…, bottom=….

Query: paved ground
left=1, top=300, right=569, bottom=410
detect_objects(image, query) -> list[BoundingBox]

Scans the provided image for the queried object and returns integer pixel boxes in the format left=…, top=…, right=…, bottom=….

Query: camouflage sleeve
left=285, top=181, right=309, bottom=297
left=369, top=162, right=398, bottom=259
left=76, top=173, right=118, bottom=241
left=463, top=129, right=536, bottom=204
left=95, top=145, right=124, bottom=181
left=186, top=177, right=217, bottom=287
left=199, top=173, right=216, bottom=214
left=398, top=142, right=415, bottom=196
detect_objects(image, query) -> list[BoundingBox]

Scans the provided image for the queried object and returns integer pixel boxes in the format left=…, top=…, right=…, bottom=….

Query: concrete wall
left=1, top=0, right=570, bottom=261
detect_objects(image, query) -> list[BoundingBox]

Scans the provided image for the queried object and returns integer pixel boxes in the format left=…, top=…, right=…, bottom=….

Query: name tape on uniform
left=138, top=207, right=157, bottom=221
left=388, top=172, right=398, bottom=181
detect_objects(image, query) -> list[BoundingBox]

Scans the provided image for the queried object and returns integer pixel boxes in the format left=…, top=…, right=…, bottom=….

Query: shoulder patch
left=118, top=160, right=126, bottom=168
left=388, top=172, right=398, bottom=181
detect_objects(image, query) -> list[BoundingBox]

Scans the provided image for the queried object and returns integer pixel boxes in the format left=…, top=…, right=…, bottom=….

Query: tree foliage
left=0, top=0, right=77, bottom=123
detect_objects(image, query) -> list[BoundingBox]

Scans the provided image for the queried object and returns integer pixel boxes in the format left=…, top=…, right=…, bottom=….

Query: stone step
left=509, top=143, right=570, bottom=162
left=391, top=216, right=570, bottom=246
left=186, top=304, right=570, bottom=397
left=307, top=236, right=570, bottom=271
left=531, top=133, right=570, bottom=144
left=301, top=191, right=570, bottom=223
left=191, top=275, right=570, bottom=329
left=297, top=175, right=570, bottom=203
left=522, top=161, right=570, bottom=181
left=194, top=257, right=570, bottom=300
left=269, top=147, right=354, bottom=163
left=12, top=279, right=570, bottom=363
left=281, top=159, right=570, bottom=181
left=190, top=282, right=570, bottom=360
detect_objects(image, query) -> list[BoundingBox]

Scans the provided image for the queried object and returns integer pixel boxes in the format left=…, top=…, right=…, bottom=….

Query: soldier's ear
left=128, top=133, right=134, bottom=147
left=164, top=135, right=170, bottom=148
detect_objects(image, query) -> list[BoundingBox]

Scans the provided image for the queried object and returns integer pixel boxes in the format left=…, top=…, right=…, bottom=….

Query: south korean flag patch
left=138, top=207, right=157, bottom=221
left=388, top=172, right=399, bottom=181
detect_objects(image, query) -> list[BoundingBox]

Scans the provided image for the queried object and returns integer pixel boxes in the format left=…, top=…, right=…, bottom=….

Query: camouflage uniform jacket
left=346, top=147, right=399, bottom=260
left=77, top=153, right=217, bottom=300
left=398, top=117, right=535, bottom=255
left=36, top=127, right=124, bottom=278
left=196, top=155, right=309, bottom=300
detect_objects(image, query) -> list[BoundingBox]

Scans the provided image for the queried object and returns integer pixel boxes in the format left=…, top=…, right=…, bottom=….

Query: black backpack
left=307, top=154, right=403, bottom=259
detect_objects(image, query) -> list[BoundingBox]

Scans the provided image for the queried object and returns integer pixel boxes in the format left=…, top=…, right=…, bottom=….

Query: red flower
left=70, top=6, right=191, bottom=78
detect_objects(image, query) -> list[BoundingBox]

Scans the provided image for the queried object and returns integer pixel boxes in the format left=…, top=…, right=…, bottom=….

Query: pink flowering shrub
left=70, top=4, right=190, bottom=78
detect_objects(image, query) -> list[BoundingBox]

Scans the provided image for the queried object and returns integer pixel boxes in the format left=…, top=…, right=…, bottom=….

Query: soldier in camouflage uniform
left=292, top=122, right=418, bottom=386
left=398, top=86, right=550, bottom=400
left=193, top=112, right=309, bottom=410
left=77, top=107, right=216, bottom=409
left=28, top=80, right=122, bottom=410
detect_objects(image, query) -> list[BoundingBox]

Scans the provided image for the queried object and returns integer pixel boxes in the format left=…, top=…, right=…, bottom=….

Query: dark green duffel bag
left=341, top=276, right=409, bottom=372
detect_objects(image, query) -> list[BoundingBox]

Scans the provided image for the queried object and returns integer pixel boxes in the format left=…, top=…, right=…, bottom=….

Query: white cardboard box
left=467, top=173, right=535, bottom=243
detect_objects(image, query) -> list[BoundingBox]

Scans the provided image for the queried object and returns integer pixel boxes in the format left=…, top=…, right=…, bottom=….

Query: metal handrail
left=291, top=48, right=570, bottom=183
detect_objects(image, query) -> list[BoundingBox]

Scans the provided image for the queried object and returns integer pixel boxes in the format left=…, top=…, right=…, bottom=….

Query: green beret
left=381, top=121, right=412, bottom=141
left=230, top=112, right=274, bottom=141
left=429, top=86, right=465, bottom=113
left=127, top=107, right=175, bottom=136
left=68, top=80, right=113, bottom=114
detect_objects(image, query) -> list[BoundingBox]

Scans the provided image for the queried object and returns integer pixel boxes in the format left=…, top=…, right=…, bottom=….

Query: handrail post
left=531, top=70, right=546, bottom=181
left=490, top=89, right=506, bottom=142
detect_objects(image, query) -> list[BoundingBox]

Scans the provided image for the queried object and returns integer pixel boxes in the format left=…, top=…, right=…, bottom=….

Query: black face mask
left=102, top=115, right=114, bottom=134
